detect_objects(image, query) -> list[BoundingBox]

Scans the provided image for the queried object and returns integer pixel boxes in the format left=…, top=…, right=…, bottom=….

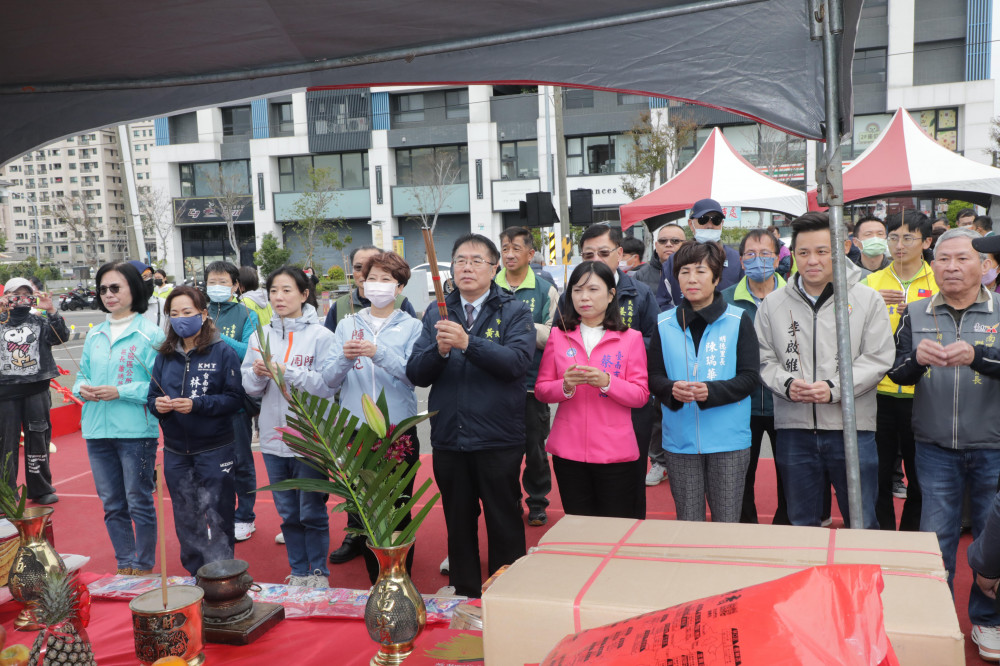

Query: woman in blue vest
left=648, top=241, right=759, bottom=523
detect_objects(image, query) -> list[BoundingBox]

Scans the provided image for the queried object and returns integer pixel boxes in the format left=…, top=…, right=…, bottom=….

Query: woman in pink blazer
left=535, top=261, right=649, bottom=518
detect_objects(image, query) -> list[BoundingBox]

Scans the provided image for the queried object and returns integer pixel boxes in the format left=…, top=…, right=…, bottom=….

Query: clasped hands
left=562, top=364, right=611, bottom=394
left=154, top=396, right=194, bottom=414
left=436, top=320, right=469, bottom=356
left=78, top=385, right=120, bottom=402
left=342, top=339, right=377, bottom=360
left=788, top=379, right=832, bottom=403
left=915, top=338, right=975, bottom=367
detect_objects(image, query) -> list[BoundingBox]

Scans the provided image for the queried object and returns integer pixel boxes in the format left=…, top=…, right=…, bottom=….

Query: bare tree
left=137, top=186, right=176, bottom=264
left=286, top=166, right=344, bottom=271
left=204, top=171, right=250, bottom=258
left=408, top=150, right=462, bottom=236
left=52, top=194, right=102, bottom=271
left=754, top=124, right=805, bottom=186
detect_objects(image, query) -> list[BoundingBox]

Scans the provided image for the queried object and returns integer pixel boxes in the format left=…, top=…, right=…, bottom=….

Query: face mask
left=154, top=278, right=164, bottom=287
left=364, top=281, right=397, bottom=309
left=861, top=237, right=888, bottom=257
left=743, top=257, right=776, bottom=283
left=206, top=285, right=233, bottom=303
left=170, top=313, right=203, bottom=338
left=9, top=306, right=31, bottom=320
left=618, top=260, right=631, bottom=272
left=983, top=267, right=999, bottom=286
left=694, top=228, right=722, bottom=244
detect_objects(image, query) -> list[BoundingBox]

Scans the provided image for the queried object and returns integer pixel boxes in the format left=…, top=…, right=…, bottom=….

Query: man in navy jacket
left=407, top=234, right=535, bottom=598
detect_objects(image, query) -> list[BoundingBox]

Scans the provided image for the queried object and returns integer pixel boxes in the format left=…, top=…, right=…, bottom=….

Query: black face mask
left=154, top=278, right=164, bottom=286
left=9, top=306, right=31, bottom=321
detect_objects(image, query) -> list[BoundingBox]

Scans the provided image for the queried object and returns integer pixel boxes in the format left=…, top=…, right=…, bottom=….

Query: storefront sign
left=491, top=179, right=541, bottom=212
left=173, top=196, right=254, bottom=224
left=566, top=175, right=631, bottom=207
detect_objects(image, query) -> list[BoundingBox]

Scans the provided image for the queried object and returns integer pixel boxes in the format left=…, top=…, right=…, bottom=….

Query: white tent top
left=808, top=107, right=1000, bottom=209
left=620, top=127, right=807, bottom=229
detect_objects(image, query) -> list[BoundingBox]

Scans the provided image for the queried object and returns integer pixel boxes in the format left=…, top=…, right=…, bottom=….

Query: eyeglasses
left=581, top=248, right=617, bottom=260
left=656, top=238, right=684, bottom=246
left=99, top=284, right=122, bottom=295
left=452, top=257, right=494, bottom=269
left=888, top=235, right=921, bottom=246
left=698, top=214, right=725, bottom=226
left=742, top=251, right=775, bottom=261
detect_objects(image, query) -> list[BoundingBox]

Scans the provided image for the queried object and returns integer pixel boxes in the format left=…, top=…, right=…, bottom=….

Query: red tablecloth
left=0, top=574, right=463, bottom=665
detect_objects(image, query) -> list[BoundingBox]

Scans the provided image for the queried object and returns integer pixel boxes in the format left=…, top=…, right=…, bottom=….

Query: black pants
left=433, top=446, right=525, bottom=598
left=875, top=394, right=921, bottom=531
left=0, top=390, right=56, bottom=500
left=522, top=392, right=551, bottom=512
left=741, top=415, right=789, bottom=525
left=630, top=399, right=657, bottom=519
left=552, top=455, right=638, bottom=519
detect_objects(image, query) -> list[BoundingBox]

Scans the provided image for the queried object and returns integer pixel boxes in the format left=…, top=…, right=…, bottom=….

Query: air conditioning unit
left=346, top=118, right=367, bottom=132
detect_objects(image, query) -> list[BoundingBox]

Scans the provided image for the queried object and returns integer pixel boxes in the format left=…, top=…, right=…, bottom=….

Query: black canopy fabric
left=0, top=0, right=861, bottom=166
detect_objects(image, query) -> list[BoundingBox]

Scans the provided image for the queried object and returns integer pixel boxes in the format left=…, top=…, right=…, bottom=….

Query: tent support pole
left=817, top=0, right=863, bottom=527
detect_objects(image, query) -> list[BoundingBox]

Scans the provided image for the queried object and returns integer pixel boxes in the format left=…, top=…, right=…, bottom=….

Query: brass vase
left=9, top=506, right=66, bottom=631
left=364, top=539, right=425, bottom=666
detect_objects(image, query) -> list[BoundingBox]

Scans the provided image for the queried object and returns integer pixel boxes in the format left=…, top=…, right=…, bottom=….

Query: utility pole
left=116, top=125, right=145, bottom=260
left=553, top=87, right=570, bottom=260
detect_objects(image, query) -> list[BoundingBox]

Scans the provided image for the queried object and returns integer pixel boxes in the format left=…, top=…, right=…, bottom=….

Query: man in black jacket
left=406, top=234, right=535, bottom=598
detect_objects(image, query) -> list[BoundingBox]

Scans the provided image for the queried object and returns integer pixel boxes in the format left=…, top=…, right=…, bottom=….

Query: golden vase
left=9, top=506, right=66, bottom=631
left=364, top=539, right=425, bottom=666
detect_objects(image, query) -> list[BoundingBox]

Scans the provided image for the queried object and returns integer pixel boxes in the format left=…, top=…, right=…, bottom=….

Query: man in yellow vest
left=862, top=210, right=937, bottom=532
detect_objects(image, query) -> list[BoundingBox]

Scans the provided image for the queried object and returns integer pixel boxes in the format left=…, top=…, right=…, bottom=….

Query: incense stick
left=156, top=463, right=169, bottom=609
left=129, top=348, right=167, bottom=396
left=422, top=227, right=449, bottom=320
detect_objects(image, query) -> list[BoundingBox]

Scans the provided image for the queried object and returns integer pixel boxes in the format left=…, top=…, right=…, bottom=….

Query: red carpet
left=37, top=430, right=979, bottom=663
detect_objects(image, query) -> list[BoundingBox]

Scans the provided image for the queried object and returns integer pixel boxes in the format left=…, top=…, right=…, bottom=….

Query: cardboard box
left=482, top=516, right=962, bottom=666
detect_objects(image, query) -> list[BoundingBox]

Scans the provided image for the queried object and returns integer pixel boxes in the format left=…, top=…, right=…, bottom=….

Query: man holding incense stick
left=755, top=212, right=893, bottom=530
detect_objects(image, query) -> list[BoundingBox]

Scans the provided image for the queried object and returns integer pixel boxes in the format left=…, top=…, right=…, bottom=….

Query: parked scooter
left=59, top=287, right=90, bottom=311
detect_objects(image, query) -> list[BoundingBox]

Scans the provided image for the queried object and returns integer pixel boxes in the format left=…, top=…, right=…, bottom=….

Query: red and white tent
left=620, top=127, right=808, bottom=230
left=808, top=107, right=1000, bottom=209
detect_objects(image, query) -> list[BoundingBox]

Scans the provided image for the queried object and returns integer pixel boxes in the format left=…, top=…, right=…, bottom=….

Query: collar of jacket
left=615, top=269, right=639, bottom=297
left=562, top=324, right=623, bottom=353
left=886, top=260, right=934, bottom=285
left=349, top=287, right=370, bottom=308
left=172, top=331, right=223, bottom=355
left=356, top=307, right=408, bottom=332
left=926, top=285, right=993, bottom=315
left=733, top=274, right=785, bottom=304
left=495, top=266, right=536, bottom=292
left=209, top=300, right=237, bottom=315
left=647, top=253, right=662, bottom=271
left=445, top=282, right=510, bottom=318
left=791, top=274, right=835, bottom=311
left=678, top=291, right=727, bottom=328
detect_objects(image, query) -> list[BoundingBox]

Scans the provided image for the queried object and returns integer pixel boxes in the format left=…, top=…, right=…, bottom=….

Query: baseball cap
left=3, top=277, right=34, bottom=294
left=690, top=198, right=724, bottom=220
left=972, top=234, right=1000, bottom=255
left=127, top=260, right=152, bottom=276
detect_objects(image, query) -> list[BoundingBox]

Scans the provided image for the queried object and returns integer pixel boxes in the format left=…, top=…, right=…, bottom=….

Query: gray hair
left=934, top=227, right=986, bottom=261
left=654, top=223, right=684, bottom=237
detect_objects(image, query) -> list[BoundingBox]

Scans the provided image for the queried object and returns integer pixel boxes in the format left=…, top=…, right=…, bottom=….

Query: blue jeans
left=915, top=442, right=1000, bottom=626
left=262, top=453, right=330, bottom=577
left=232, top=412, right=256, bottom=523
left=86, top=438, right=158, bottom=571
left=163, top=445, right=236, bottom=576
left=775, top=429, right=879, bottom=529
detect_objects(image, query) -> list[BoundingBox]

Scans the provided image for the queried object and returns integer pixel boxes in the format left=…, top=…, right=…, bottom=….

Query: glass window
left=566, top=137, right=583, bottom=175
left=395, top=146, right=468, bottom=186
left=271, top=102, right=294, bottom=136
left=617, top=93, right=646, bottom=105
left=584, top=136, right=612, bottom=173
left=341, top=153, right=365, bottom=189
left=276, top=153, right=370, bottom=192
left=392, top=93, right=425, bottom=123
left=500, top=140, right=538, bottom=179
left=563, top=89, right=594, bottom=109
left=445, top=90, right=469, bottom=119
left=221, top=106, right=252, bottom=137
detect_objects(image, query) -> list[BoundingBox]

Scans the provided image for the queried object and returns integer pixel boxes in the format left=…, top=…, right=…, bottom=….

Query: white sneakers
left=440, top=557, right=449, bottom=575
left=972, top=625, right=1000, bottom=661
left=275, top=531, right=285, bottom=545
left=284, top=570, right=328, bottom=588
left=234, top=522, right=255, bottom=542
left=645, top=463, right=668, bottom=486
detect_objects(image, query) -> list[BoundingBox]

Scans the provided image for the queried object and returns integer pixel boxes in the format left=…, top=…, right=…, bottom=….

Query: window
left=395, top=145, right=468, bottom=186
left=617, top=93, right=646, bottom=105
left=277, top=153, right=369, bottom=191
left=391, top=93, right=425, bottom=123
left=565, top=135, right=632, bottom=175
left=133, top=130, right=141, bottom=138
left=500, top=141, right=539, bottom=179
left=270, top=102, right=294, bottom=137
left=179, top=160, right=251, bottom=197
left=563, top=89, right=594, bottom=109
left=445, top=90, right=469, bottom=119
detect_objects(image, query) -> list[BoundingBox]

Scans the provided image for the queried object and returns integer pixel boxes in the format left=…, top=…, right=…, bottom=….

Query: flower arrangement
left=254, top=322, right=439, bottom=549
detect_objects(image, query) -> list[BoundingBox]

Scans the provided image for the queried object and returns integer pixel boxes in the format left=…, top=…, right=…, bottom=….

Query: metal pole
left=553, top=87, right=570, bottom=255
left=818, top=0, right=864, bottom=527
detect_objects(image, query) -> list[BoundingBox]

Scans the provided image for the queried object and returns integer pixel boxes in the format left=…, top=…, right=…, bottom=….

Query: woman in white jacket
left=242, top=266, right=336, bottom=588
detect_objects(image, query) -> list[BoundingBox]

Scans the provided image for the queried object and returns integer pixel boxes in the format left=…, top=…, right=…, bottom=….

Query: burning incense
left=156, top=463, right=169, bottom=609
left=421, top=227, right=449, bottom=320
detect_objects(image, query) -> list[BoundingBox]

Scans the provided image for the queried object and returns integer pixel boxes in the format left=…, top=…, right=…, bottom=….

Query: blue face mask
left=170, top=314, right=203, bottom=338
left=206, top=285, right=233, bottom=303
left=743, top=257, right=776, bottom=283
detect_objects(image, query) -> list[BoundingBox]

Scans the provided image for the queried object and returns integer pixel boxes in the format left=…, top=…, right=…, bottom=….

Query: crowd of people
left=5, top=197, right=1000, bottom=657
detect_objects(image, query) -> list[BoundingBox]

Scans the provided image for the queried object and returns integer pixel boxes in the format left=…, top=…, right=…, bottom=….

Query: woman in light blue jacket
left=321, top=251, right=422, bottom=583
left=73, top=262, right=165, bottom=575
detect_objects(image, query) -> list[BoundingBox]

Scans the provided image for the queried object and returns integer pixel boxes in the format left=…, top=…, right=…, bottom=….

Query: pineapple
left=27, top=571, right=96, bottom=666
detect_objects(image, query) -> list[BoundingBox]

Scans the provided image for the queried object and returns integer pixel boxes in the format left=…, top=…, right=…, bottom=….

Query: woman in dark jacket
left=147, top=285, right=245, bottom=575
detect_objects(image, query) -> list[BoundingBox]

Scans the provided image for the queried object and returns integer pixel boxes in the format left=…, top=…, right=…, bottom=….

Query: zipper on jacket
left=181, top=354, right=192, bottom=453
left=811, top=308, right=818, bottom=429
left=952, top=308, right=968, bottom=449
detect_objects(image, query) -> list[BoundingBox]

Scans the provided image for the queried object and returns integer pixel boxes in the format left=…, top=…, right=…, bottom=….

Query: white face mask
left=694, top=228, right=722, bottom=244
left=618, top=260, right=631, bottom=272
left=364, top=281, right=397, bottom=309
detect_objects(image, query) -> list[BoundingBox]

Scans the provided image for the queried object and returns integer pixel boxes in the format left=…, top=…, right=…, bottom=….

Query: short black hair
left=790, top=212, right=831, bottom=251
left=557, top=261, right=627, bottom=332
left=153, top=268, right=168, bottom=278
left=579, top=224, right=622, bottom=251
left=238, top=266, right=259, bottom=292
left=854, top=215, right=886, bottom=237
left=933, top=216, right=950, bottom=228
left=621, top=237, right=645, bottom=260
left=350, top=245, right=380, bottom=264
left=974, top=216, right=994, bottom=233
left=672, top=240, right=725, bottom=283
left=885, top=210, right=932, bottom=239
left=265, top=265, right=312, bottom=297
left=452, top=234, right=500, bottom=264
left=500, top=226, right=535, bottom=250
left=958, top=208, right=977, bottom=220
left=28, top=276, right=44, bottom=291
left=205, top=260, right=239, bottom=285
left=95, top=261, right=149, bottom=314
left=739, top=229, right=779, bottom=255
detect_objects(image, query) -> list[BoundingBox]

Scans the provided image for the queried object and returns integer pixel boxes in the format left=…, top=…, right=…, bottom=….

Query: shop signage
left=173, top=196, right=254, bottom=224
left=491, top=179, right=541, bottom=212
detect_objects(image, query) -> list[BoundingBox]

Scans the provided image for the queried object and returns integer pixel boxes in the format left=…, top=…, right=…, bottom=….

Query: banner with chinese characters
left=172, top=196, right=254, bottom=225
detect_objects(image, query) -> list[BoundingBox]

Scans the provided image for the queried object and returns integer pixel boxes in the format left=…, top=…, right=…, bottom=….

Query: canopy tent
left=619, top=127, right=808, bottom=230
left=808, top=107, right=1000, bottom=209
left=0, top=0, right=863, bottom=166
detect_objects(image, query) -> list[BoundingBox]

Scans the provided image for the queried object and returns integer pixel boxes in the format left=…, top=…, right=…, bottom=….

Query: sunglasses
left=698, top=214, right=725, bottom=226
left=99, top=284, right=122, bottom=295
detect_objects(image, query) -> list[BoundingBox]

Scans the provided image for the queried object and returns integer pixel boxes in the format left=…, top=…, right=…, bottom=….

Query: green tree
left=946, top=199, right=977, bottom=226
left=0, top=233, right=7, bottom=253
left=287, top=167, right=345, bottom=271
left=253, top=232, right=292, bottom=277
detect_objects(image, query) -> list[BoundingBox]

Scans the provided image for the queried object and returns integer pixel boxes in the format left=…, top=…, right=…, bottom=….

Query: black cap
left=972, top=234, right=1000, bottom=255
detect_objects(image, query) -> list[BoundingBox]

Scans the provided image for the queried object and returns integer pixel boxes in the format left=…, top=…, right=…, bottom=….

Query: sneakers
left=440, top=557, right=449, bottom=575
left=235, top=522, right=256, bottom=542
left=820, top=516, right=833, bottom=527
left=972, top=625, right=1000, bottom=661
left=528, top=509, right=547, bottom=527
left=275, top=531, right=285, bottom=545
left=307, top=570, right=328, bottom=588
left=49, top=442, right=57, bottom=453
left=892, top=480, right=907, bottom=499
left=645, top=463, right=668, bottom=486
left=284, top=574, right=310, bottom=587
left=435, top=585, right=457, bottom=596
